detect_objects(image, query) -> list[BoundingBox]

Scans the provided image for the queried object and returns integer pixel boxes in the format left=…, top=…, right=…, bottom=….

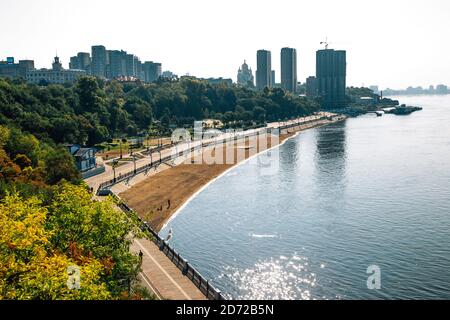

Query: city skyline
left=2, top=47, right=449, bottom=92
left=1, top=0, right=450, bottom=89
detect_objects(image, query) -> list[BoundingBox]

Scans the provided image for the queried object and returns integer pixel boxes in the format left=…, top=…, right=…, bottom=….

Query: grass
left=96, top=138, right=172, bottom=160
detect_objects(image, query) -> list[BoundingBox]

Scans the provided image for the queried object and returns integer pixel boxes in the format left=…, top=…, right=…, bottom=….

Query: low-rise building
left=201, top=77, right=233, bottom=86
left=306, top=76, right=318, bottom=97
left=0, top=57, right=35, bottom=79
left=27, top=56, right=86, bottom=84
left=66, top=144, right=97, bottom=172
left=358, top=96, right=377, bottom=106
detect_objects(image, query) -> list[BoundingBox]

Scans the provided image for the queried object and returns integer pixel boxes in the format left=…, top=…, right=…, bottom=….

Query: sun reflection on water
left=219, top=254, right=317, bottom=300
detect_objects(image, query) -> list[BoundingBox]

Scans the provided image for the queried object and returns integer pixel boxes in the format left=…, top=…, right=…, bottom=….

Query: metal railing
left=116, top=199, right=226, bottom=300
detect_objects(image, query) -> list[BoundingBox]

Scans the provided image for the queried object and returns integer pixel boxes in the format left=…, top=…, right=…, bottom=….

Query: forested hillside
left=0, top=77, right=319, bottom=147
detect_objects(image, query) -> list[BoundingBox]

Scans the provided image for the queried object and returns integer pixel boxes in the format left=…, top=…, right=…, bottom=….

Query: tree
left=75, top=77, right=105, bottom=113
left=160, top=108, right=171, bottom=128
left=47, top=183, right=142, bottom=297
left=253, top=106, right=266, bottom=123
left=43, top=146, right=80, bottom=185
left=5, top=128, right=40, bottom=167
left=124, top=98, right=153, bottom=132
left=0, top=193, right=111, bottom=300
left=0, top=184, right=147, bottom=300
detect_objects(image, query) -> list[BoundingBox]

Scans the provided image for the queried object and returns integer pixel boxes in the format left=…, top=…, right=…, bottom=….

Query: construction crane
left=320, top=38, right=330, bottom=49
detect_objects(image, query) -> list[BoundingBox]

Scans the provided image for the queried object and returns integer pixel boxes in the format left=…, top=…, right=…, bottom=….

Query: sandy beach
left=119, top=115, right=346, bottom=232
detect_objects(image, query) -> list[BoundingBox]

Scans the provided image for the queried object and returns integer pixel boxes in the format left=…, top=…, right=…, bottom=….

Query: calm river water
left=160, top=95, right=450, bottom=300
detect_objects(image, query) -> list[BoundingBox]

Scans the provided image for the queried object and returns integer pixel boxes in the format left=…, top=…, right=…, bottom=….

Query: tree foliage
left=0, top=184, right=144, bottom=300
left=0, top=76, right=319, bottom=146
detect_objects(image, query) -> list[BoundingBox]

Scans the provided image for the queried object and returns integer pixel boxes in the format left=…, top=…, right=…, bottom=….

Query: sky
left=1, top=0, right=450, bottom=89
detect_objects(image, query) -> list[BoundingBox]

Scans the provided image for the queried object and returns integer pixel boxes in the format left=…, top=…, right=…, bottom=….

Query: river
left=160, top=95, right=450, bottom=300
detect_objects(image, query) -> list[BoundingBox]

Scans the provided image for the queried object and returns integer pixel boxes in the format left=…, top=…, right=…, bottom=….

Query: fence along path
left=118, top=200, right=226, bottom=300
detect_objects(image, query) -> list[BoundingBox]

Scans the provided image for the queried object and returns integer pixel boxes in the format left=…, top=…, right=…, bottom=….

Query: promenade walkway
left=131, top=237, right=206, bottom=300
left=85, top=113, right=326, bottom=192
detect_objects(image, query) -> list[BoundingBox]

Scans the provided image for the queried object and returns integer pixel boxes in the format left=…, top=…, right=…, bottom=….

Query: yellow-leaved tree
left=0, top=193, right=111, bottom=299
left=0, top=183, right=145, bottom=300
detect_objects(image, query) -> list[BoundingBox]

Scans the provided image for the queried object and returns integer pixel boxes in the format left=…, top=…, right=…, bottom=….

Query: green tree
left=43, top=146, right=80, bottom=185
left=47, top=183, right=142, bottom=297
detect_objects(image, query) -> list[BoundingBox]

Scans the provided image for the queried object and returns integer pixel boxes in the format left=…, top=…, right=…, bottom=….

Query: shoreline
left=160, top=125, right=304, bottom=231
left=119, top=115, right=346, bottom=232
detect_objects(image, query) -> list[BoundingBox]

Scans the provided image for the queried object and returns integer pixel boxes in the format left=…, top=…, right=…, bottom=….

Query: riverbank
left=119, top=114, right=346, bottom=232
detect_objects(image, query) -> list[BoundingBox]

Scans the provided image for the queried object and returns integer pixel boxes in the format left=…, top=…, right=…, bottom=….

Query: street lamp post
left=113, top=160, right=119, bottom=183
left=150, top=147, right=153, bottom=166
left=158, top=131, right=162, bottom=163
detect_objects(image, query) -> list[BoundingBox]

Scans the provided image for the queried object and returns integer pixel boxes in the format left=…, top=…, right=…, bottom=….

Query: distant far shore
left=118, top=115, right=346, bottom=232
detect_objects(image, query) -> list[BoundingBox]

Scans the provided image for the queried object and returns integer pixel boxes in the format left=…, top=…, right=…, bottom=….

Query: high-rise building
left=281, top=47, right=297, bottom=92
left=91, top=45, right=107, bottom=78
left=256, top=50, right=272, bottom=90
left=306, top=76, right=318, bottom=97
left=125, top=54, right=138, bottom=77
left=69, top=56, right=79, bottom=70
left=77, top=52, right=91, bottom=73
left=316, top=49, right=347, bottom=108
left=69, top=52, right=91, bottom=74
left=436, top=84, right=448, bottom=94
left=142, top=61, right=162, bottom=82
left=136, top=60, right=144, bottom=80
left=271, top=70, right=275, bottom=87
left=237, top=60, right=254, bottom=88
left=108, top=50, right=127, bottom=78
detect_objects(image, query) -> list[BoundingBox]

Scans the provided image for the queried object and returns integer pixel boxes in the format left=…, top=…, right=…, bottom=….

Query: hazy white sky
left=1, top=0, right=450, bottom=89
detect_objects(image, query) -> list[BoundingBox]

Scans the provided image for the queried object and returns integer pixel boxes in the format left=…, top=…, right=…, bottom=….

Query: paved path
left=131, top=237, right=206, bottom=300
left=85, top=113, right=332, bottom=191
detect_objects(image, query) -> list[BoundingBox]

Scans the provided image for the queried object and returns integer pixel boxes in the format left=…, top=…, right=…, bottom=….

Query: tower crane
left=320, top=38, right=330, bottom=49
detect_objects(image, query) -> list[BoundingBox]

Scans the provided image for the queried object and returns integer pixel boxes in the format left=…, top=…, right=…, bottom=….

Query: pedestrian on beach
left=167, top=199, right=171, bottom=209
